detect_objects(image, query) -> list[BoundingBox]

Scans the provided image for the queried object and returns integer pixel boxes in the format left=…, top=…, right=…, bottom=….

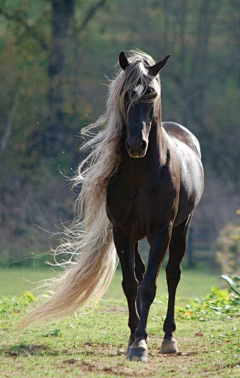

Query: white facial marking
left=133, top=84, right=144, bottom=98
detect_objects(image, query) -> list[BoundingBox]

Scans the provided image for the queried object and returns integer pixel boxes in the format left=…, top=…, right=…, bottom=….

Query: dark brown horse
left=22, top=50, right=204, bottom=363
left=106, top=51, right=204, bottom=362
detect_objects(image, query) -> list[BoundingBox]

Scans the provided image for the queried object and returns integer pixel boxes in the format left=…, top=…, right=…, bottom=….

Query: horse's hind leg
left=112, top=227, right=139, bottom=353
left=161, top=215, right=192, bottom=354
left=134, top=243, right=146, bottom=315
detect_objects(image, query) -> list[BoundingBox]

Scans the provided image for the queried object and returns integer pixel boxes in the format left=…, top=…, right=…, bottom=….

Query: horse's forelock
left=112, top=51, right=161, bottom=121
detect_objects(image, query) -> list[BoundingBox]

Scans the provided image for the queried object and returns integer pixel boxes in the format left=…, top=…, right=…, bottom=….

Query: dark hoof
left=127, top=347, right=148, bottom=363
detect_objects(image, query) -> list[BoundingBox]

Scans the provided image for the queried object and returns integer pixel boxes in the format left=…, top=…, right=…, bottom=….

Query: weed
left=42, top=329, right=62, bottom=337
left=176, top=286, right=240, bottom=321
left=222, top=275, right=240, bottom=296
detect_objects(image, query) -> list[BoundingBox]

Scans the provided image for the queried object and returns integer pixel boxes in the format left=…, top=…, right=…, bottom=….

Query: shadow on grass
left=1, top=343, right=59, bottom=357
left=1, top=341, right=124, bottom=359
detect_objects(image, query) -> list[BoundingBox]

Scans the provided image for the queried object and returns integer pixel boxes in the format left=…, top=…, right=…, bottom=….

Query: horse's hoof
left=128, top=347, right=148, bottom=363
left=161, top=338, right=178, bottom=354
left=127, top=339, right=148, bottom=363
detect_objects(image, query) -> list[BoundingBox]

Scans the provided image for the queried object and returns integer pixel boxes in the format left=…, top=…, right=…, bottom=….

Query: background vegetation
left=0, top=0, right=239, bottom=267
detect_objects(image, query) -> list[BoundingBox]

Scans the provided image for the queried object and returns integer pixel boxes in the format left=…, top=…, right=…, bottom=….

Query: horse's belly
left=174, top=156, right=204, bottom=226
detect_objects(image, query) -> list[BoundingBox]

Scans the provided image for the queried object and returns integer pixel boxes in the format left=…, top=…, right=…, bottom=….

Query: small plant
left=222, top=274, right=240, bottom=296
left=23, top=291, right=37, bottom=303
left=176, top=285, right=240, bottom=321
left=0, top=293, right=37, bottom=316
left=42, top=328, right=61, bottom=337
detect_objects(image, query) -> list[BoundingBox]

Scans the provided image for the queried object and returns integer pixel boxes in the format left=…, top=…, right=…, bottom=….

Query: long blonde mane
left=21, top=50, right=161, bottom=327
left=78, top=50, right=161, bottom=204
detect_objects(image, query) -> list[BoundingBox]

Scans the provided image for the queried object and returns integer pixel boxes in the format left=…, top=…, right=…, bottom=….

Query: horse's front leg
left=128, top=222, right=172, bottom=363
left=134, top=243, right=146, bottom=316
left=161, top=215, right=192, bottom=354
left=113, top=227, right=139, bottom=353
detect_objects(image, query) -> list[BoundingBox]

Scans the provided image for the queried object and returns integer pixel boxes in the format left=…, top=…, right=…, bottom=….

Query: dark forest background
left=0, top=0, right=239, bottom=267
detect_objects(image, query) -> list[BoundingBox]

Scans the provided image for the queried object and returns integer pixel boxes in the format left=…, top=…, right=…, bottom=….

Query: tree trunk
left=189, top=0, right=217, bottom=128
left=47, top=0, right=75, bottom=157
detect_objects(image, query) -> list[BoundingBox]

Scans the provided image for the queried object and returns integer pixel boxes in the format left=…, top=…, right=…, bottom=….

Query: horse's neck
left=145, top=99, right=166, bottom=163
left=148, top=119, right=166, bottom=163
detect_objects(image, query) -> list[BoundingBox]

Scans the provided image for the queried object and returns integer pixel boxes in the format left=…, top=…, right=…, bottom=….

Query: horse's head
left=119, top=51, right=170, bottom=158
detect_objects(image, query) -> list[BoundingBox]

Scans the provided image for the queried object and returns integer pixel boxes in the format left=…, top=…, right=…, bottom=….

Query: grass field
left=1, top=267, right=240, bottom=377
left=0, top=266, right=224, bottom=298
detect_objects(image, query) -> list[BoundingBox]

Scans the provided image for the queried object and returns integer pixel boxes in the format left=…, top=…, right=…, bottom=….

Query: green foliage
left=0, top=294, right=34, bottom=316
left=23, top=291, right=37, bottom=303
left=176, top=286, right=240, bottom=321
left=0, top=291, right=37, bottom=317
left=42, top=328, right=61, bottom=337
left=222, top=275, right=240, bottom=296
left=0, top=0, right=240, bottom=262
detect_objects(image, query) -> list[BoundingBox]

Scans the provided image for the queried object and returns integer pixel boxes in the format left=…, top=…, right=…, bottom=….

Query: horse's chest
left=106, top=182, right=141, bottom=227
left=106, top=178, right=175, bottom=240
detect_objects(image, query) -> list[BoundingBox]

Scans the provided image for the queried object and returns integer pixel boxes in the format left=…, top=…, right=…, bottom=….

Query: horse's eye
left=145, top=88, right=157, bottom=99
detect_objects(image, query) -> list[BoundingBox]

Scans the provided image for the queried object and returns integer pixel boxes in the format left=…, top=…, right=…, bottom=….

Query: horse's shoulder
left=162, top=121, right=201, bottom=158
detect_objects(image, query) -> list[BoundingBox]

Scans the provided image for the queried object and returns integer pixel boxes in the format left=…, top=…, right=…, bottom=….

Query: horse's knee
left=140, top=282, right=156, bottom=305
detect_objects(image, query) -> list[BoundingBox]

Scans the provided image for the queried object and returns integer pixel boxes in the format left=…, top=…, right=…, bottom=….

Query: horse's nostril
left=126, top=139, right=146, bottom=155
left=140, top=141, right=147, bottom=152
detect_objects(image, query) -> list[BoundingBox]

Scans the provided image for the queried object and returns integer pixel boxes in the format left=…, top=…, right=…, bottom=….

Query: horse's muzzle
left=126, top=139, right=147, bottom=158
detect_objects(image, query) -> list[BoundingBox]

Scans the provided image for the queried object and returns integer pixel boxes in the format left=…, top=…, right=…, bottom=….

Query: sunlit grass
left=0, top=265, right=239, bottom=377
left=0, top=266, right=224, bottom=298
left=1, top=288, right=240, bottom=377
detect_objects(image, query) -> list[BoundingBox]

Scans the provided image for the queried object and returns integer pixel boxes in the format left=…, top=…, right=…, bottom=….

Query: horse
left=22, top=50, right=204, bottom=363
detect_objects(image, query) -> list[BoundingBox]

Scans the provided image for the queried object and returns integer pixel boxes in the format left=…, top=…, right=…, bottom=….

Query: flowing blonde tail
left=21, top=51, right=148, bottom=328
left=21, top=201, right=117, bottom=328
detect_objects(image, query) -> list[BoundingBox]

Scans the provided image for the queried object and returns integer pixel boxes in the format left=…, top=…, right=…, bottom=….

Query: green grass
left=0, top=266, right=224, bottom=298
left=0, top=268, right=55, bottom=296
left=1, top=267, right=239, bottom=377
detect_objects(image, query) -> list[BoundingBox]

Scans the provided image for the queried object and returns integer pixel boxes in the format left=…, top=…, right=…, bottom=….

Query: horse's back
left=162, top=121, right=201, bottom=158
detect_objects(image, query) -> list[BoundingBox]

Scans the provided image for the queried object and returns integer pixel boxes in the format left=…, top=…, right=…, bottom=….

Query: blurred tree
left=0, top=0, right=239, bottom=264
left=46, top=0, right=109, bottom=160
left=0, top=0, right=109, bottom=162
left=46, top=0, right=76, bottom=157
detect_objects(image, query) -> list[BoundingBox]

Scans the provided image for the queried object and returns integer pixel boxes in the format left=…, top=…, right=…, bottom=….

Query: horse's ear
left=119, top=51, right=129, bottom=70
left=148, top=55, right=170, bottom=76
